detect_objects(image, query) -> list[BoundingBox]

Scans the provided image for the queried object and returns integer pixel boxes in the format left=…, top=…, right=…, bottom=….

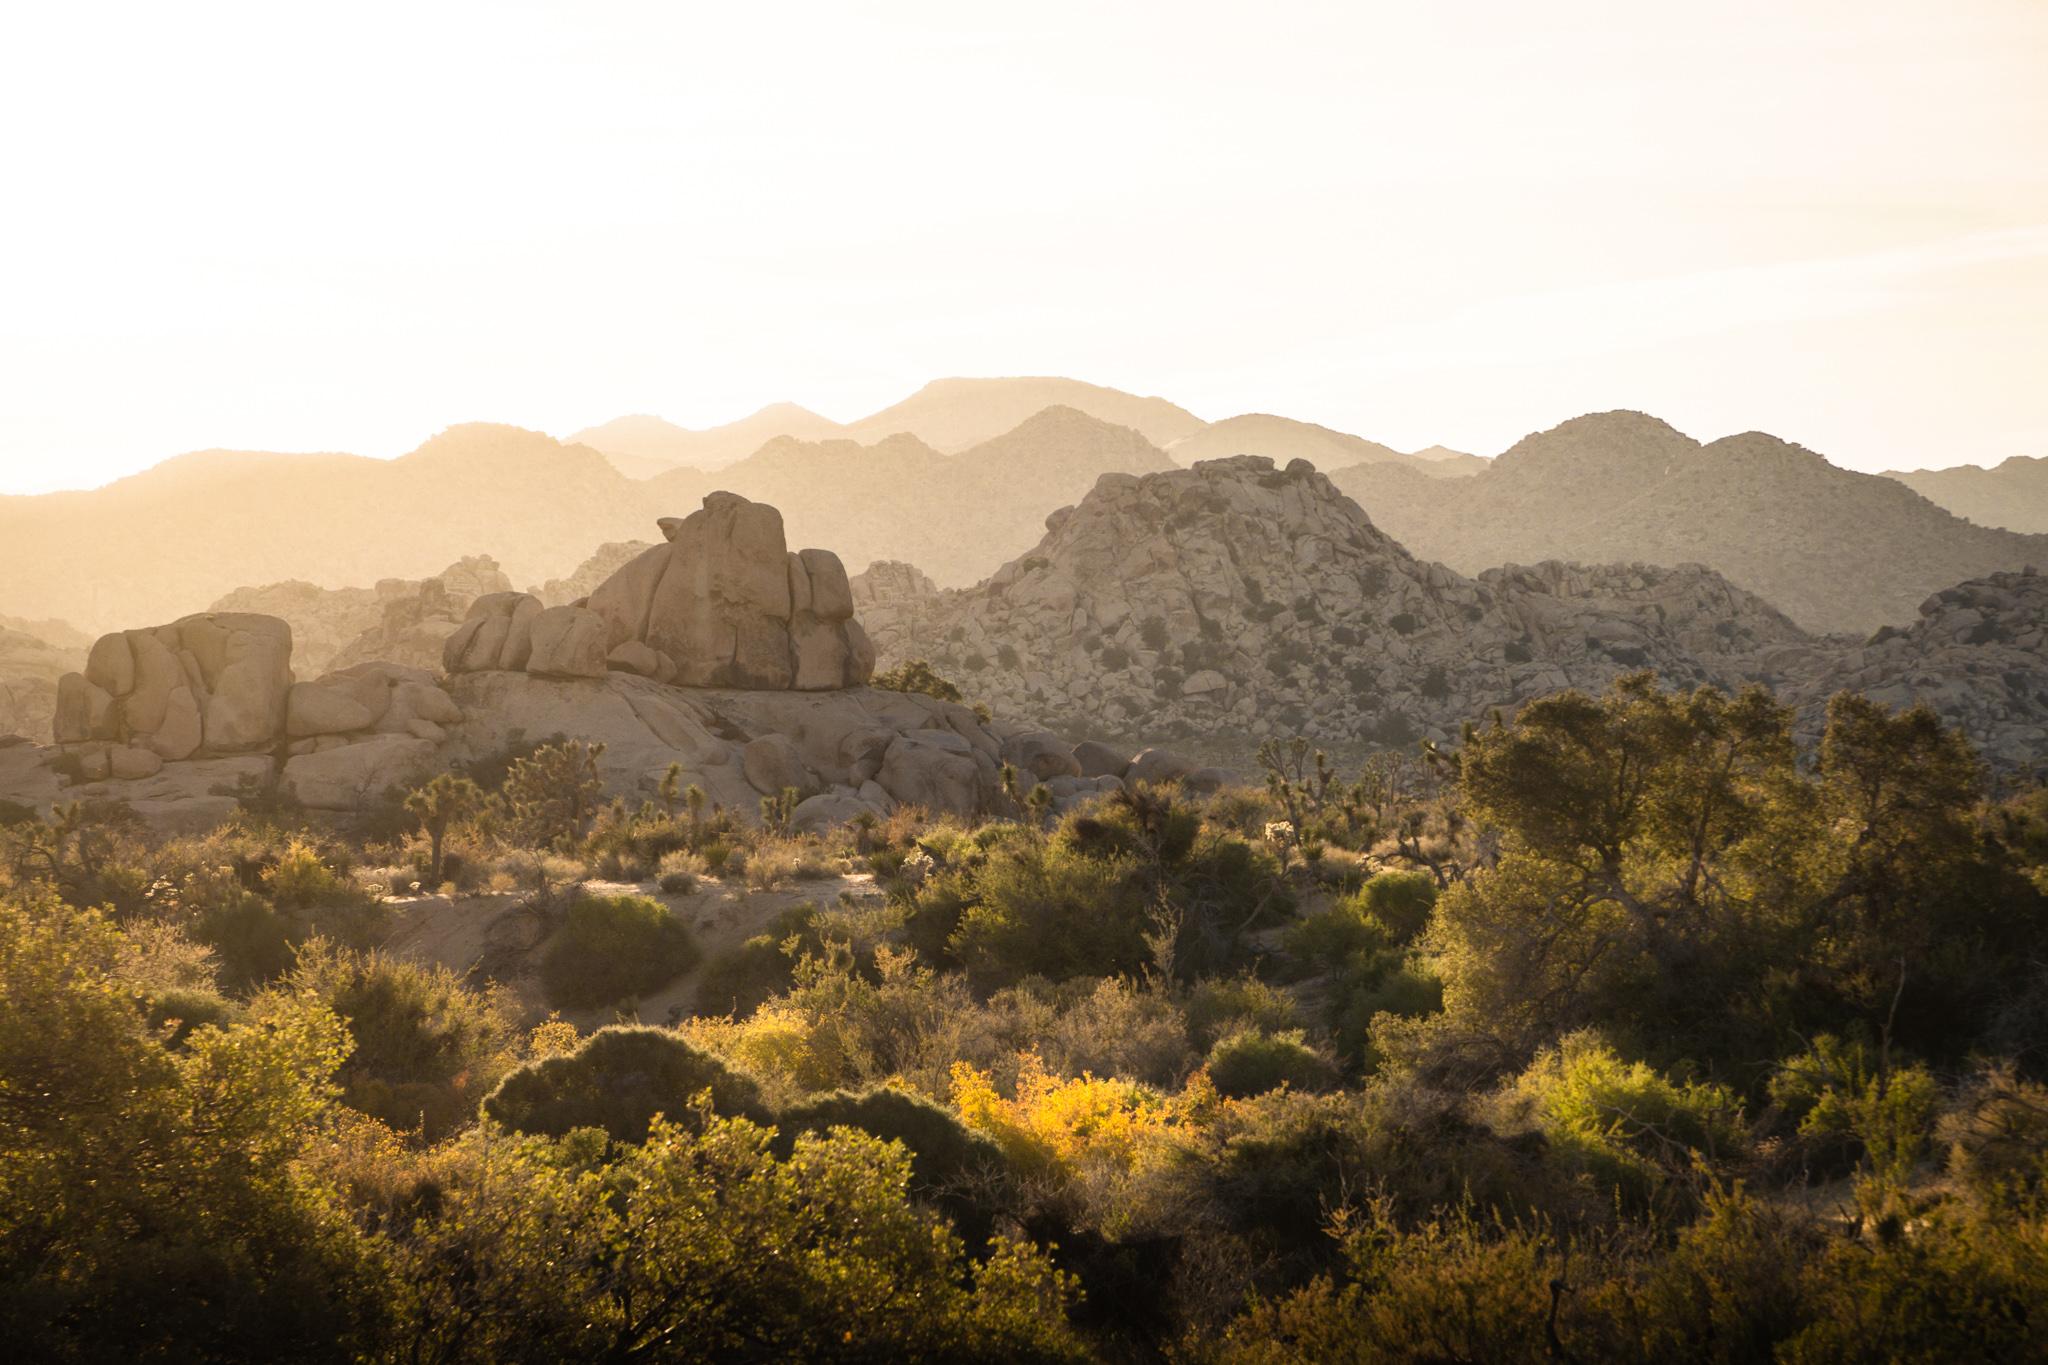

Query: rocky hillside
left=1330, top=411, right=2048, bottom=634
left=1888, top=455, right=2048, bottom=534
left=1783, top=571, right=2048, bottom=769
left=1169, top=414, right=1486, bottom=477
left=855, top=455, right=1809, bottom=753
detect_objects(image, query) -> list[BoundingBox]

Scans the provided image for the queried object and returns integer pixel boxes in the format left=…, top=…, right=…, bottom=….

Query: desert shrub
left=657, top=847, right=706, bottom=894
left=1207, top=1028, right=1338, bottom=1098
left=1282, top=898, right=1388, bottom=977
left=1036, top=976, right=1194, bottom=1087
left=483, top=1024, right=767, bottom=1143
left=189, top=887, right=297, bottom=993
left=744, top=835, right=834, bottom=890
left=1354, top=869, right=1437, bottom=944
left=140, top=986, right=244, bottom=1047
left=1941, top=1065, right=2048, bottom=1207
left=697, top=903, right=824, bottom=1017
left=1388, top=611, right=1419, bottom=635
left=950, top=837, right=1151, bottom=989
left=1332, top=954, right=1442, bottom=1068
left=1505, top=1032, right=1746, bottom=1211
left=1185, top=975, right=1300, bottom=1051
left=540, top=892, right=701, bottom=1010
left=1768, top=1033, right=1940, bottom=1189
left=291, top=944, right=523, bottom=1140
left=1100, top=645, right=1132, bottom=671
left=872, top=659, right=963, bottom=704
left=261, top=837, right=386, bottom=947
left=776, top=1085, right=1012, bottom=1239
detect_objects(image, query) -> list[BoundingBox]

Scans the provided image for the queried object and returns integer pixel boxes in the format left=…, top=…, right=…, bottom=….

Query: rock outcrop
left=42, top=611, right=465, bottom=812
left=1782, top=571, right=2048, bottom=769
left=54, top=612, right=295, bottom=770
left=580, top=495, right=874, bottom=690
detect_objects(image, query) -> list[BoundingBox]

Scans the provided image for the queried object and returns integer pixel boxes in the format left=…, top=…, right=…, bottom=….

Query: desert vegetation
left=2, top=675, right=2046, bottom=1360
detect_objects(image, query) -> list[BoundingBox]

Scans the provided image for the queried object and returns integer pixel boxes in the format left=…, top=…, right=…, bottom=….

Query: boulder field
left=3, top=493, right=1176, bottom=832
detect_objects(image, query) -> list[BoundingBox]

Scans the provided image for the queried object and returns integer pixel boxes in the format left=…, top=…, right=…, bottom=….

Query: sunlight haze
left=1, top=0, right=2043, bottom=491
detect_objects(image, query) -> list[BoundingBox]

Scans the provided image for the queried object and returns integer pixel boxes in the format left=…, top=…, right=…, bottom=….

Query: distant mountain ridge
left=0, top=405, right=1183, bottom=631
left=1888, top=455, right=2048, bottom=534
left=570, top=376, right=1204, bottom=477
left=1329, top=411, right=2048, bottom=634
left=567, top=404, right=842, bottom=478
left=1166, top=414, right=1486, bottom=477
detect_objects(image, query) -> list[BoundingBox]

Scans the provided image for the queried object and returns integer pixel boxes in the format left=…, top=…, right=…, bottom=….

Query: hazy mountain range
left=1329, top=412, right=2048, bottom=634
left=1887, top=455, right=2048, bottom=535
left=567, top=376, right=1203, bottom=476
left=2, top=377, right=2042, bottom=640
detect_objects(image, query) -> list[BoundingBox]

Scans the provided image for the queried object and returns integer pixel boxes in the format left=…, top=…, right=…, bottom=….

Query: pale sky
left=1, top=0, right=2043, bottom=493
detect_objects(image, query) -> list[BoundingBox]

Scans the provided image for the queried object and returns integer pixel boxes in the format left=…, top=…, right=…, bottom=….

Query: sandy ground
left=377, top=870, right=882, bottom=1031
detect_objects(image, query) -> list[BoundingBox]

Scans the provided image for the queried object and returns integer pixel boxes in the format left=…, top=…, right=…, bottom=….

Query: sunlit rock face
left=579, top=494, right=874, bottom=691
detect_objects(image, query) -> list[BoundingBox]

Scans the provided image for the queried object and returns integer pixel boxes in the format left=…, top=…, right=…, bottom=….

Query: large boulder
left=56, top=612, right=293, bottom=758
left=524, top=606, right=610, bottom=679
left=442, top=592, right=542, bottom=674
left=281, top=734, right=437, bottom=811
left=877, top=729, right=984, bottom=817
left=583, top=495, right=877, bottom=691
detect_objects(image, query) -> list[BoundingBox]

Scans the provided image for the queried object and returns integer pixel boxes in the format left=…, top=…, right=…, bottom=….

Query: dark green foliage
left=540, top=893, right=701, bottom=1010
left=697, top=903, right=821, bottom=1016
left=872, top=658, right=964, bottom=703
left=484, top=1025, right=767, bottom=1143
left=140, top=986, right=243, bottom=1047
left=1355, top=869, right=1436, bottom=944
left=293, top=946, right=521, bottom=1141
left=1207, top=1028, right=1338, bottom=1097
left=776, top=1085, right=1010, bottom=1211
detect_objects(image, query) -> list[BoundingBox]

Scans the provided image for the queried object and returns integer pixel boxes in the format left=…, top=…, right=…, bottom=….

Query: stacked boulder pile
left=444, top=493, right=876, bottom=691
left=45, top=610, right=465, bottom=817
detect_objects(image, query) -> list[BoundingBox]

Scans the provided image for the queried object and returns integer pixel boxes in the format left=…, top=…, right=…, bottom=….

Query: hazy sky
left=1, top=0, right=2044, bottom=493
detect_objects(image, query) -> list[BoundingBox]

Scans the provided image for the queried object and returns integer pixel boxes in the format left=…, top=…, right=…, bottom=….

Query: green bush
left=1207, top=1027, right=1339, bottom=1098
left=696, top=905, right=821, bottom=1017
left=871, top=659, right=963, bottom=704
left=141, top=986, right=244, bottom=1047
left=777, top=1086, right=1008, bottom=1204
left=540, top=893, right=701, bottom=1010
left=292, top=946, right=522, bottom=1140
left=1185, top=975, right=1300, bottom=1051
left=483, top=1025, right=767, bottom=1143
left=1355, top=870, right=1437, bottom=944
